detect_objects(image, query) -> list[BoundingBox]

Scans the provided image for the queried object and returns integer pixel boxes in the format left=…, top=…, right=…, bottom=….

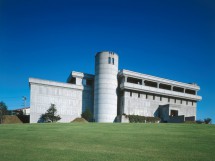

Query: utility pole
left=22, top=96, right=27, bottom=107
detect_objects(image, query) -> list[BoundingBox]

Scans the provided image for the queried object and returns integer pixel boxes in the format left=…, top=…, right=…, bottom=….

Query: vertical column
left=157, top=83, right=160, bottom=88
left=124, top=76, right=127, bottom=83
left=76, top=77, right=83, bottom=85
left=142, top=79, right=145, bottom=85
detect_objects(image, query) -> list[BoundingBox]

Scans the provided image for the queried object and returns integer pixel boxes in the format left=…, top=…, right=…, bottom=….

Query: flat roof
left=118, top=69, right=200, bottom=90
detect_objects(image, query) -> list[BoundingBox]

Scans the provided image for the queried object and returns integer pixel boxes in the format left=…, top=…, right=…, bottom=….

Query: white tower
left=94, top=51, right=119, bottom=122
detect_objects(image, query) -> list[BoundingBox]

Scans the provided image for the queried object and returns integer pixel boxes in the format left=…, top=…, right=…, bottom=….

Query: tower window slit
left=108, top=57, right=111, bottom=64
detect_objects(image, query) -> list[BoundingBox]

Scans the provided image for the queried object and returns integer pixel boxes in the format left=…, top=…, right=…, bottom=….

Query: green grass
left=0, top=123, right=214, bottom=161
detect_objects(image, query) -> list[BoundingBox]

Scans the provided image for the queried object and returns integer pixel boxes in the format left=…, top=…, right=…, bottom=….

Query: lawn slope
left=0, top=123, right=214, bottom=161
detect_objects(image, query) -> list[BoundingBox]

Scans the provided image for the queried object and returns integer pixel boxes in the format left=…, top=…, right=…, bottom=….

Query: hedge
left=123, top=114, right=160, bottom=123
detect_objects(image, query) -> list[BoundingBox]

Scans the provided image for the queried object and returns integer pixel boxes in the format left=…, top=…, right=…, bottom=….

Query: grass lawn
left=0, top=123, right=214, bottom=161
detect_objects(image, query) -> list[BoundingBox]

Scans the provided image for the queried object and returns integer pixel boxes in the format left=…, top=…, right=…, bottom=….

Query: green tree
left=40, top=104, right=61, bottom=123
left=204, top=118, right=212, bottom=124
left=0, top=101, right=8, bottom=123
left=81, top=108, right=93, bottom=122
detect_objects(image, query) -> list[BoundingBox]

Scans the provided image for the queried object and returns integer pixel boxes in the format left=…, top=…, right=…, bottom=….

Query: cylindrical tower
left=94, top=51, right=119, bottom=122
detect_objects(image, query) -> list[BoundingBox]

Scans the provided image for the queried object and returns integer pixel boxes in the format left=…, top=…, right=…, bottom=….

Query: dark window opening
left=112, top=58, right=114, bottom=65
left=168, top=97, right=170, bottom=102
left=160, top=96, right=162, bottom=101
left=173, top=86, right=184, bottom=93
left=153, top=95, right=155, bottom=100
left=69, top=77, right=76, bottom=84
left=170, top=110, right=178, bottom=117
left=185, top=89, right=196, bottom=95
left=159, top=83, right=171, bottom=90
left=130, top=91, right=132, bottom=97
left=145, top=80, right=157, bottom=88
left=86, top=79, right=93, bottom=86
left=127, top=77, right=142, bottom=85
left=138, top=93, right=140, bottom=98
left=186, top=101, right=188, bottom=105
left=146, top=94, right=148, bottom=99
left=108, top=57, right=111, bottom=64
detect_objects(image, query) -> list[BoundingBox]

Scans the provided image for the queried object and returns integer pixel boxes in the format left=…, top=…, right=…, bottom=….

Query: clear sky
left=0, top=0, right=214, bottom=122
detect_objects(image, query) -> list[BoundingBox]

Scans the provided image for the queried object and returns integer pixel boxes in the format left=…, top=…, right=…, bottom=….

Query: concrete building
left=29, top=51, right=202, bottom=123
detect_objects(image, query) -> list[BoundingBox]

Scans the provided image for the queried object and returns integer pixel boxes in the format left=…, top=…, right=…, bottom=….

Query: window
left=185, top=89, right=196, bottom=95
left=144, top=80, right=157, bottom=88
left=170, top=110, right=178, bottom=117
left=130, top=91, right=132, bottom=97
left=173, top=86, right=184, bottom=93
left=168, top=97, right=170, bottom=102
left=146, top=94, right=148, bottom=99
left=159, top=83, right=171, bottom=90
left=112, top=58, right=114, bottom=65
left=108, top=57, right=111, bottom=64
left=160, top=96, right=162, bottom=101
left=138, top=93, right=140, bottom=98
left=153, top=95, right=155, bottom=100
left=127, top=77, right=142, bottom=85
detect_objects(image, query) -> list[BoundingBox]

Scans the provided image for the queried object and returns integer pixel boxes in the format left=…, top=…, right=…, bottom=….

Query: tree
left=40, top=104, right=61, bottom=123
left=204, top=118, right=212, bottom=124
left=0, top=101, right=8, bottom=123
left=81, top=108, right=93, bottom=122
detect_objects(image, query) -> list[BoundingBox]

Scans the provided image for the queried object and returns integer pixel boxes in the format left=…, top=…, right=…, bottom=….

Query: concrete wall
left=120, top=90, right=196, bottom=119
left=121, top=91, right=166, bottom=117
left=30, top=78, right=83, bottom=123
left=82, top=86, right=94, bottom=114
left=169, top=104, right=196, bottom=118
left=94, top=51, right=119, bottom=122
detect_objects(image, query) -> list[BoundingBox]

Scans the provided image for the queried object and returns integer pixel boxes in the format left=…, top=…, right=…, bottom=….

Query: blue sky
left=0, top=0, right=214, bottom=121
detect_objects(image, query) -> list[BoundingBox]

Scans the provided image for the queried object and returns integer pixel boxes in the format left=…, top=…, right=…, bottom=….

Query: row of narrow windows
left=108, top=57, right=114, bottom=65
left=129, top=91, right=195, bottom=106
left=125, top=77, right=196, bottom=95
left=68, top=77, right=93, bottom=86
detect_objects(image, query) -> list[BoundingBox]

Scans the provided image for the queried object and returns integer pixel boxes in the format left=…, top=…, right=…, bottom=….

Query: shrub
left=81, top=108, right=93, bottom=122
left=125, top=115, right=160, bottom=123
left=196, top=120, right=204, bottom=124
left=204, top=118, right=212, bottom=124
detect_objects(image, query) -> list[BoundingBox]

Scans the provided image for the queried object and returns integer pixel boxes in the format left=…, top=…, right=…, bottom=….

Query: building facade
left=29, top=51, right=202, bottom=123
